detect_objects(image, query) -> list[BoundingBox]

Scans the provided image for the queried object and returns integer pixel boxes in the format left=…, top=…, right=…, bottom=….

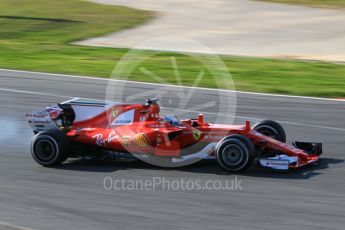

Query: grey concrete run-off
left=77, top=0, right=345, bottom=62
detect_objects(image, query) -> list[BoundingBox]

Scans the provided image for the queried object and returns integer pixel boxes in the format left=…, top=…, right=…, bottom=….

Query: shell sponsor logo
left=134, top=133, right=150, bottom=148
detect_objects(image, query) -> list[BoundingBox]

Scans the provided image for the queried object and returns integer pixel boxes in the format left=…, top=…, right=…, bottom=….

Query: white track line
left=1, top=68, right=345, bottom=103
left=0, top=221, right=37, bottom=230
left=0, top=87, right=73, bottom=99
left=1, top=86, right=345, bottom=132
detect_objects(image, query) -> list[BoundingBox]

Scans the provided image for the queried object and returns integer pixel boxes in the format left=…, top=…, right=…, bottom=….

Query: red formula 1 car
left=26, top=98, right=322, bottom=172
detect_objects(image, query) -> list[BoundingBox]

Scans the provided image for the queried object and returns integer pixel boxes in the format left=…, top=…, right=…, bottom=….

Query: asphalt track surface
left=0, top=69, right=345, bottom=229
left=81, top=0, right=345, bottom=62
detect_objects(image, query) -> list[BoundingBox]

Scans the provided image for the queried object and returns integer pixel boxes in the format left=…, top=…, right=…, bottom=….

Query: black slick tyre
left=253, top=120, right=286, bottom=143
left=31, top=129, right=70, bottom=167
left=216, top=134, right=255, bottom=172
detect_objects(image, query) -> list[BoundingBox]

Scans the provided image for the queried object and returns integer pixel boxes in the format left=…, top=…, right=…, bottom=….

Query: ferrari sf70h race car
left=26, top=98, right=322, bottom=172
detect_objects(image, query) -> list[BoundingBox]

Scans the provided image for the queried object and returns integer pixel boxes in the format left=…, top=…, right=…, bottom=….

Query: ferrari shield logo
left=111, top=108, right=119, bottom=118
left=134, top=133, right=150, bottom=148
left=192, top=129, right=202, bottom=140
left=121, top=136, right=130, bottom=147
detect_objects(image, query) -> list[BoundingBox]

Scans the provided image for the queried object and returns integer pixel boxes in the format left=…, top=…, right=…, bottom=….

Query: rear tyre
left=216, top=135, right=255, bottom=172
left=253, top=120, right=286, bottom=143
left=31, top=129, right=70, bottom=167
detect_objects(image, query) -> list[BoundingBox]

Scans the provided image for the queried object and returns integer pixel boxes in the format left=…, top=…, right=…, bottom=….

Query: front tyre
left=216, top=135, right=255, bottom=173
left=31, top=129, right=70, bottom=167
left=253, top=120, right=286, bottom=143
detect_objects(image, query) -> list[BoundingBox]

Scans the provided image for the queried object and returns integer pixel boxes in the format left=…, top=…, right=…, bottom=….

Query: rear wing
left=26, top=109, right=58, bottom=134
